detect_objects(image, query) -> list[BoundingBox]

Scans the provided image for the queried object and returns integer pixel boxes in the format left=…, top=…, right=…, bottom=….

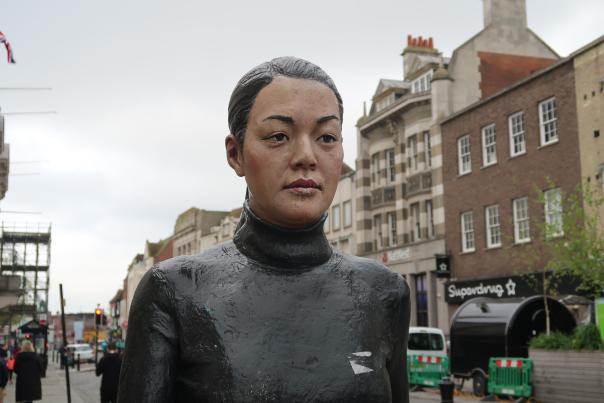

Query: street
left=1, top=362, right=480, bottom=403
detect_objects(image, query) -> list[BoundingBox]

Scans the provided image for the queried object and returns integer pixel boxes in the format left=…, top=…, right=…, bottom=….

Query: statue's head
left=226, top=57, right=344, bottom=229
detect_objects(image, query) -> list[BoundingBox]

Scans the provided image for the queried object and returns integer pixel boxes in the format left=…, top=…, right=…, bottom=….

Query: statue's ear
left=225, top=134, right=245, bottom=177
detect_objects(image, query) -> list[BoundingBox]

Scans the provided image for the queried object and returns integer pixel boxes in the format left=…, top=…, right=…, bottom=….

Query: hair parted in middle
left=227, top=56, right=344, bottom=146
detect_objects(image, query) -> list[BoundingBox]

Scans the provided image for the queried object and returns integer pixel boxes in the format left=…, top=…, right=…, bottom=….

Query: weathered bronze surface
left=118, top=202, right=410, bottom=402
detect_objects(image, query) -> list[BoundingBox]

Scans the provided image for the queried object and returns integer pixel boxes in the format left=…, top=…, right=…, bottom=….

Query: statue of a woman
left=118, top=57, right=410, bottom=403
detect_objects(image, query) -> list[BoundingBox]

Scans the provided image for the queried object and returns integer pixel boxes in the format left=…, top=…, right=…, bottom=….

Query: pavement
left=1, top=362, right=484, bottom=403
left=409, top=386, right=484, bottom=403
left=3, top=362, right=100, bottom=403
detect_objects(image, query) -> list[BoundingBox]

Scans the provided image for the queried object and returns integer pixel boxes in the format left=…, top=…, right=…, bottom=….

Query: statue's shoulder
left=152, top=241, right=239, bottom=281
left=336, top=253, right=408, bottom=291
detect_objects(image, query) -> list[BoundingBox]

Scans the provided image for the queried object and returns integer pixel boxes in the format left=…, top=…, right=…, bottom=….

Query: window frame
left=408, top=136, right=418, bottom=172
left=539, top=97, right=558, bottom=146
left=387, top=212, right=397, bottom=246
left=426, top=200, right=435, bottom=239
left=481, top=124, right=497, bottom=167
left=544, top=188, right=563, bottom=238
left=485, top=205, right=501, bottom=248
left=373, top=214, right=382, bottom=250
left=460, top=211, right=475, bottom=252
left=508, top=111, right=526, bottom=157
left=513, top=197, right=531, bottom=244
left=343, top=200, right=352, bottom=228
left=371, top=152, right=380, bottom=185
left=386, top=148, right=396, bottom=183
left=424, top=131, right=432, bottom=169
left=458, top=135, right=471, bottom=175
left=411, top=203, right=421, bottom=242
left=332, top=204, right=341, bottom=231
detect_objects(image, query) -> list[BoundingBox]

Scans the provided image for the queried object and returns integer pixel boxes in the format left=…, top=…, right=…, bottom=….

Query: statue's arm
left=117, top=268, right=178, bottom=403
left=388, top=276, right=411, bottom=403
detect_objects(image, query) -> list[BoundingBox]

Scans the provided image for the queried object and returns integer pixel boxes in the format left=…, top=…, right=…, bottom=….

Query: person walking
left=0, top=357, right=8, bottom=403
left=5, top=356, right=13, bottom=384
left=14, top=340, right=43, bottom=403
left=95, top=342, right=122, bottom=403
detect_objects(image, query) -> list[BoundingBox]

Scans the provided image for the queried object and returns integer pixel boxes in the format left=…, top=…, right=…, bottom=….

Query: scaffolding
left=0, top=222, right=51, bottom=326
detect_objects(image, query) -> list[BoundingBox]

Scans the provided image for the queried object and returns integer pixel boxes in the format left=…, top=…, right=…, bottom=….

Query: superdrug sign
left=444, top=274, right=580, bottom=304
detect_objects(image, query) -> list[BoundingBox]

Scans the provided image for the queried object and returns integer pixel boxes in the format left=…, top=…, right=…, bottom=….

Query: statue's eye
left=267, top=132, right=288, bottom=142
left=318, top=134, right=338, bottom=143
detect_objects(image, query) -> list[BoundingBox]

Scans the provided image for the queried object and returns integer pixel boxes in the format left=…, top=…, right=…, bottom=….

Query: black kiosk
left=449, top=296, right=576, bottom=395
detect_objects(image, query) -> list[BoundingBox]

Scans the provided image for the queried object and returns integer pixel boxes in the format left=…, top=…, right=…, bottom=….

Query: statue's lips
left=284, top=179, right=321, bottom=190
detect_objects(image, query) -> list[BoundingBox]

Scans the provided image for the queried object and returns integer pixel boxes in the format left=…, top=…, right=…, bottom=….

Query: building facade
left=574, top=37, right=604, bottom=227
left=172, top=208, right=229, bottom=256
left=441, top=47, right=586, bottom=317
left=354, top=0, right=558, bottom=332
left=325, top=164, right=356, bottom=255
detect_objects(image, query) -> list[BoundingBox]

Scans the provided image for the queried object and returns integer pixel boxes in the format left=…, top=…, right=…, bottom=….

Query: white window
left=411, top=70, right=433, bottom=93
left=407, top=136, right=418, bottom=172
left=386, top=149, right=396, bottom=182
left=388, top=212, right=397, bottom=246
left=371, top=153, right=380, bottom=185
left=324, top=211, right=330, bottom=233
left=458, top=135, right=471, bottom=175
left=508, top=112, right=526, bottom=157
left=513, top=197, right=530, bottom=243
left=544, top=188, right=563, bottom=237
left=482, top=124, right=497, bottom=166
left=411, top=203, right=421, bottom=242
left=375, top=94, right=394, bottom=112
left=539, top=97, right=558, bottom=146
left=332, top=205, right=341, bottom=231
left=373, top=215, right=382, bottom=250
left=426, top=200, right=434, bottom=238
left=461, top=211, right=475, bottom=252
left=343, top=200, right=352, bottom=228
left=485, top=205, right=501, bottom=248
left=424, top=131, right=432, bottom=168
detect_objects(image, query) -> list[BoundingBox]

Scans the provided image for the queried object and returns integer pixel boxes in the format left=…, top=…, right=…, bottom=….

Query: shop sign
left=445, top=274, right=581, bottom=304
left=445, top=277, right=522, bottom=303
left=381, top=247, right=410, bottom=264
left=435, top=255, right=450, bottom=278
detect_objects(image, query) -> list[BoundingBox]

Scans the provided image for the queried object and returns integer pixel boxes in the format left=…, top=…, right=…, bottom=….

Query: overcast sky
left=1, top=0, right=602, bottom=313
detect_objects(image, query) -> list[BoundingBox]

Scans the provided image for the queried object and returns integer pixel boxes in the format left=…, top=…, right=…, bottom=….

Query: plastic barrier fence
left=407, top=355, right=450, bottom=387
left=487, top=357, right=532, bottom=398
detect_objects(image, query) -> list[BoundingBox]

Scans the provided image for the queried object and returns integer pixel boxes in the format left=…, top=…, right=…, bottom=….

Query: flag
left=0, top=31, right=16, bottom=64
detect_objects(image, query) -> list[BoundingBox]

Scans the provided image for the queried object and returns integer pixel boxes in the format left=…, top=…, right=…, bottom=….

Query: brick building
left=353, top=0, right=557, bottom=331
left=441, top=36, right=604, bottom=315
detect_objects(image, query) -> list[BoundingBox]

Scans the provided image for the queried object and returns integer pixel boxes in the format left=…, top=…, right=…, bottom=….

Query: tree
left=510, top=181, right=604, bottom=334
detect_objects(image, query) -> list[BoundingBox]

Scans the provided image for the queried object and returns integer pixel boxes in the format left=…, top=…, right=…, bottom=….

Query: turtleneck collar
left=233, top=201, right=333, bottom=271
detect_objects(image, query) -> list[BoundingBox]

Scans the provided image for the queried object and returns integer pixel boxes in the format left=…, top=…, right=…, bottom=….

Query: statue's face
left=228, top=76, right=343, bottom=228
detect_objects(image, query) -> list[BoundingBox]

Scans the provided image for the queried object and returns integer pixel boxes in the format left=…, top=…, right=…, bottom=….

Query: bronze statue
left=118, top=57, right=410, bottom=402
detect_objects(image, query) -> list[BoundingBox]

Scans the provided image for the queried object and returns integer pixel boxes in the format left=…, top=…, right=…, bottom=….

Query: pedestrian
left=118, top=57, right=410, bottom=402
left=14, top=340, right=43, bottom=403
left=0, top=357, right=8, bottom=403
left=95, top=342, right=121, bottom=403
left=58, top=345, right=66, bottom=369
left=5, top=357, right=13, bottom=384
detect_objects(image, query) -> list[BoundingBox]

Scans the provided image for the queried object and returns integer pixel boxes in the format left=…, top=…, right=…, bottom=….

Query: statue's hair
left=228, top=56, right=343, bottom=145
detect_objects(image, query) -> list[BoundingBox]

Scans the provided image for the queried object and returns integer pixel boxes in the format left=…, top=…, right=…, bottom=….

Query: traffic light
left=95, top=308, right=103, bottom=326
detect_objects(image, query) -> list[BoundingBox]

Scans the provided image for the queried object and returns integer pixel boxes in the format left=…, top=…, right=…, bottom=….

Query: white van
left=408, top=326, right=447, bottom=358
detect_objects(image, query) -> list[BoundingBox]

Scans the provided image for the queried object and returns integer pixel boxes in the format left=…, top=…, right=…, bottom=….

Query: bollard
left=76, top=354, right=80, bottom=371
left=440, top=376, right=455, bottom=403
